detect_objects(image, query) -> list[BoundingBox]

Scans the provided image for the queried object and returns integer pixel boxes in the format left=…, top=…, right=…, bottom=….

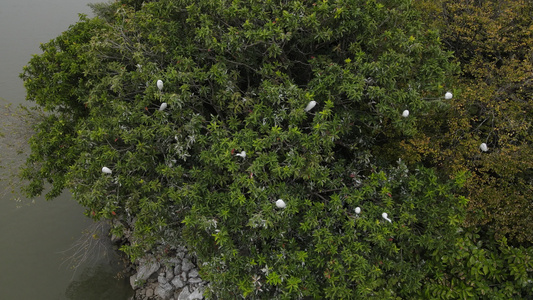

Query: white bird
left=235, top=151, right=246, bottom=159
left=355, top=207, right=361, bottom=214
left=480, top=143, right=488, bottom=152
left=402, top=110, right=409, bottom=118
left=304, top=100, right=317, bottom=112
left=102, top=167, right=112, bottom=174
left=159, top=102, right=168, bottom=111
left=157, top=80, right=164, bottom=91
left=382, top=212, right=392, bottom=223
left=445, top=92, right=453, bottom=100
left=276, top=199, right=286, bottom=208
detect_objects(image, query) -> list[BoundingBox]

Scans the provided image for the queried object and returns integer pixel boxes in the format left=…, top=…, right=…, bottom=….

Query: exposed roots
left=59, top=220, right=116, bottom=279
left=0, top=101, right=40, bottom=204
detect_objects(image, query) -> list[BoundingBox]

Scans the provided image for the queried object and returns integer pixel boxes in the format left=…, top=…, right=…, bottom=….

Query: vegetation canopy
left=20, top=0, right=533, bottom=298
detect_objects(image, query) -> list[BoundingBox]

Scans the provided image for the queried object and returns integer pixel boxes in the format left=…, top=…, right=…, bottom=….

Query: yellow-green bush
left=412, top=0, right=533, bottom=245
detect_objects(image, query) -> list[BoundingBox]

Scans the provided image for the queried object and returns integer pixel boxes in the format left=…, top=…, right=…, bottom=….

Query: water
left=0, top=0, right=133, bottom=299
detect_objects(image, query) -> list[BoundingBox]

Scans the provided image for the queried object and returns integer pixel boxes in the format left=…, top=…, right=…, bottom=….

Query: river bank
left=127, top=249, right=206, bottom=300
left=107, top=220, right=206, bottom=300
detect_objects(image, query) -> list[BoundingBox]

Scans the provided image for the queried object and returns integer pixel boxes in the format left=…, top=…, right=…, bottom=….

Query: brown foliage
left=411, top=0, right=533, bottom=244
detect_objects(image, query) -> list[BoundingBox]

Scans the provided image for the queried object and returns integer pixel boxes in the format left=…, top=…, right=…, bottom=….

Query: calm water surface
left=0, top=0, right=133, bottom=299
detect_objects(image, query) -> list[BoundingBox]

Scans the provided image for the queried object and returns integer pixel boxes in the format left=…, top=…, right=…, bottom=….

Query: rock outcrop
left=128, top=246, right=206, bottom=300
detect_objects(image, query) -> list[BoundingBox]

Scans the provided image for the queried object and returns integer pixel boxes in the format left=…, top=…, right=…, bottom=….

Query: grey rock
left=158, top=274, right=168, bottom=284
left=188, top=269, right=199, bottom=278
left=130, top=274, right=137, bottom=289
left=181, top=258, right=194, bottom=272
left=178, top=287, right=204, bottom=300
left=110, top=233, right=121, bottom=243
left=176, top=251, right=186, bottom=259
left=188, top=287, right=205, bottom=299
left=177, top=287, right=191, bottom=300
left=137, top=258, right=161, bottom=282
left=166, top=270, right=175, bottom=281
left=176, top=246, right=188, bottom=254
left=168, top=257, right=182, bottom=265
left=171, top=276, right=185, bottom=289
left=173, top=264, right=182, bottom=276
left=146, top=288, right=154, bottom=297
left=188, top=277, right=203, bottom=284
left=155, top=282, right=174, bottom=300
left=181, top=271, right=188, bottom=280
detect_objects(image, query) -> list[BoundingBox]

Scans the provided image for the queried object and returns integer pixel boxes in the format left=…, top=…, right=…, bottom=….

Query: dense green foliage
left=20, top=0, right=533, bottom=298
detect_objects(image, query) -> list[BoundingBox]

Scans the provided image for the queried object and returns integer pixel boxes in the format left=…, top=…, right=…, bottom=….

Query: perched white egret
left=355, top=207, right=361, bottom=214
left=276, top=199, right=286, bottom=208
left=102, top=167, right=112, bottom=174
left=304, top=100, right=317, bottom=112
left=445, top=92, right=453, bottom=100
left=402, top=110, right=409, bottom=118
left=159, top=102, right=168, bottom=111
left=235, top=151, right=246, bottom=158
left=157, top=80, right=164, bottom=91
left=480, top=143, right=488, bottom=152
left=382, top=212, right=392, bottom=223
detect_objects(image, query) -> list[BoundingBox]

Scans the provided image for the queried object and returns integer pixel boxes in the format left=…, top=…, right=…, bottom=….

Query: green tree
left=19, top=0, right=533, bottom=298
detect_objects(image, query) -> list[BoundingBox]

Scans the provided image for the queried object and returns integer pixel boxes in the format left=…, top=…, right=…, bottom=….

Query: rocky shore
left=107, top=219, right=206, bottom=300
left=127, top=246, right=206, bottom=300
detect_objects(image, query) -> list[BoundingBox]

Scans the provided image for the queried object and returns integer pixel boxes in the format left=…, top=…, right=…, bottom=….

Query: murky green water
left=0, top=1, right=133, bottom=299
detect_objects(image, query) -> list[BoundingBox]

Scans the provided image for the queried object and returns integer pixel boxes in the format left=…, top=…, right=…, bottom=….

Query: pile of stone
left=129, top=247, right=206, bottom=300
